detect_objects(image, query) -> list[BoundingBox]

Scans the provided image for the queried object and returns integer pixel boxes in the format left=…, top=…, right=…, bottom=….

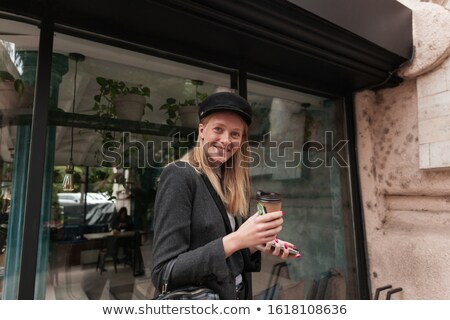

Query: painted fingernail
left=295, top=254, right=301, bottom=258
left=284, top=243, right=288, bottom=249
left=275, top=239, right=279, bottom=243
left=281, top=211, right=285, bottom=216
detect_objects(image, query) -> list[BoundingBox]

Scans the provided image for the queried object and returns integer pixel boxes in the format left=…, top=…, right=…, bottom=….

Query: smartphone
left=270, top=242, right=301, bottom=256
left=257, top=202, right=266, bottom=215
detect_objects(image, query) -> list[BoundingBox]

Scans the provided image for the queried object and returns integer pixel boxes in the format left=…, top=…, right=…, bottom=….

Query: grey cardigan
left=151, top=161, right=261, bottom=299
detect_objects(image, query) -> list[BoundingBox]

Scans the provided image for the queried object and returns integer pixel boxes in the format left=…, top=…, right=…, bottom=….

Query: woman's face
left=199, top=111, right=245, bottom=166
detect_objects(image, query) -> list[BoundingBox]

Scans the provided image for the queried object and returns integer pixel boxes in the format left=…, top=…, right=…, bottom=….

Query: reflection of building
left=0, top=0, right=448, bottom=301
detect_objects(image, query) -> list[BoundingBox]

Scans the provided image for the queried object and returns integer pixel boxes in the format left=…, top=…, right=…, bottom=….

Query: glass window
left=247, top=80, right=357, bottom=299
left=1, top=21, right=360, bottom=300
left=0, top=18, right=38, bottom=299
left=40, top=33, right=232, bottom=300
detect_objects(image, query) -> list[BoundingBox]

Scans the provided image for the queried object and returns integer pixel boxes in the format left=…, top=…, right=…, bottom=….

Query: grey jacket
left=151, top=161, right=261, bottom=299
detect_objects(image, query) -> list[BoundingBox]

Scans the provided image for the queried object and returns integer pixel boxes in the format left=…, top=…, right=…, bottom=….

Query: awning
left=0, top=0, right=413, bottom=95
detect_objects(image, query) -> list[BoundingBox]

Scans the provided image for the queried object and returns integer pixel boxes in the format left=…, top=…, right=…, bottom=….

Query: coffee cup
left=256, top=190, right=282, bottom=213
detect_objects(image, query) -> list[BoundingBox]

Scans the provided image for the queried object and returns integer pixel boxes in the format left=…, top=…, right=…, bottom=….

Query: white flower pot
left=114, top=93, right=146, bottom=121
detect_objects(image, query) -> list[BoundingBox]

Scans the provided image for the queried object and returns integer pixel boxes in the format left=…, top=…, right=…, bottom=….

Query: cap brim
left=200, top=105, right=252, bottom=126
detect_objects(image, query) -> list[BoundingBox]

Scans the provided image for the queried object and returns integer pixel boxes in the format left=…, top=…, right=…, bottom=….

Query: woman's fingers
left=265, top=239, right=298, bottom=259
left=238, top=211, right=285, bottom=248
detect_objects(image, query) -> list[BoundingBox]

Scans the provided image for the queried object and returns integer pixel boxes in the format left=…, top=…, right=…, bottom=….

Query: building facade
left=356, top=0, right=450, bottom=299
left=2, top=0, right=445, bottom=300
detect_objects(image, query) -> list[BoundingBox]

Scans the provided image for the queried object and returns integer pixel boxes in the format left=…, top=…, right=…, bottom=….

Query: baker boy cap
left=199, top=92, right=252, bottom=126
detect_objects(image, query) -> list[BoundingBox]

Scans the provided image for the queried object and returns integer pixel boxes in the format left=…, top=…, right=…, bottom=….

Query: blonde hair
left=180, top=113, right=250, bottom=217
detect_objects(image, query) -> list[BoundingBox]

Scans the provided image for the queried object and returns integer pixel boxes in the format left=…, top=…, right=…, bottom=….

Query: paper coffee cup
left=256, top=190, right=282, bottom=213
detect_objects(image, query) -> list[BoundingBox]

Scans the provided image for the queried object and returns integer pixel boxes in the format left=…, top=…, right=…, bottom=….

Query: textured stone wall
left=356, top=80, right=450, bottom=299
left=355, top=0, right=450, bottom=299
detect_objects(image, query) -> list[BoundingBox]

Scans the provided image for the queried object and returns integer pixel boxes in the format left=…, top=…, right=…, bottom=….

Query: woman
left=111, top=206, right=132, bottom=231
left=151, top=91, right=299, bottom=300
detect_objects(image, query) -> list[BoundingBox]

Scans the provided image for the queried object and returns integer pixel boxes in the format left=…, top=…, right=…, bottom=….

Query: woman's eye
left=231, top=132, right=241, bottom=138
left=213, top=127, right=222, bottom=133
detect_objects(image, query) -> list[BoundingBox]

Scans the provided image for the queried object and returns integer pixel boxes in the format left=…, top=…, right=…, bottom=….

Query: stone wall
left=355, top=0, right=450, bottom=299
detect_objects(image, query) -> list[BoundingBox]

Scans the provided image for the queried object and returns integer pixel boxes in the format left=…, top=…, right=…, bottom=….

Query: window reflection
left=247, top=82, right=356, bottom=299
left=0, top=18, right=40, bottom=298
left=45, top=33, right=231, bottom=300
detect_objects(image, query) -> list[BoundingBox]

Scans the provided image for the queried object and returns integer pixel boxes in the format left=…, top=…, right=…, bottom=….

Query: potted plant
left=159, top=80, right=207, bottom=127
left=0, top=71, right=33, bottom=109
left=93, top=76, right=153, bottom=121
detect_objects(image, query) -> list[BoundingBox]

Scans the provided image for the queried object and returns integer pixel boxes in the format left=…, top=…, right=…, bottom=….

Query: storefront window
left=1, top=20, right=360, bottom=300
left=40, top=33, right=232, bottom=299
left=247, top=80, right=357, bottom=299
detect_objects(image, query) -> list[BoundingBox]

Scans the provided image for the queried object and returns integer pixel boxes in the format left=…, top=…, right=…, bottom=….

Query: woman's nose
left=219, top=132, right=231, bottom=144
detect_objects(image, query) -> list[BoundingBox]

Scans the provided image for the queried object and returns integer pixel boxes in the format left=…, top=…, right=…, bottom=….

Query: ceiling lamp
left=62, top=53, right=85, bottom=192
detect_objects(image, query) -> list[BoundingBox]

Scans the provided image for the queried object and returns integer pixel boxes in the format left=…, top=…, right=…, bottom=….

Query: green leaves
left=159, top=97, right=180, bottom=125
left=159, top=91, right=207, bottom=125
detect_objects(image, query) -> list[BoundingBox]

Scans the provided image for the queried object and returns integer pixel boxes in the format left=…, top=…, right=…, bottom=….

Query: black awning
left=286, top=0, right=412, bottom=60
left=0, top=0, right=412, bottom=95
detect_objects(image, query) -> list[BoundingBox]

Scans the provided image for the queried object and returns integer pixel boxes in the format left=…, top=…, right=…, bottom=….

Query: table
left=83, top=230, right=137, bottom=240
left=84, top=230, right=145, bottom=276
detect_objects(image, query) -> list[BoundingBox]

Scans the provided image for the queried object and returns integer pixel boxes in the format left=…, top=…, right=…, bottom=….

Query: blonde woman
left=151, top=92, right=299, bottom=300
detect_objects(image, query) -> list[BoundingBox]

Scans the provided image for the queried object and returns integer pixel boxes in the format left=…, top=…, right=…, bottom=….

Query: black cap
left=199, top=92, right=252, bottom=126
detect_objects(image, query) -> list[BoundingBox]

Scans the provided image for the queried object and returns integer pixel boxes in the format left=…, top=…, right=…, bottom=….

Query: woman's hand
left=255, top=238, right=301, bottom=260
left=223, top=211, right=284, bottom=257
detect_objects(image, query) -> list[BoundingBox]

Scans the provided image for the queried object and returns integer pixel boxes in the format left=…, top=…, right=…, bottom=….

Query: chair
left=131, top=231, right=144, bottom=276
left=264, top=262, right=289, bottom=299
left=306, top=268, right=345, bottom=299
left=96, top=235, right=119, bottom=274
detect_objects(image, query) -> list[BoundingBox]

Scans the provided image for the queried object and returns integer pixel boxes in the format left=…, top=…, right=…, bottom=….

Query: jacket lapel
left=200, top=174, right=233, bottom=234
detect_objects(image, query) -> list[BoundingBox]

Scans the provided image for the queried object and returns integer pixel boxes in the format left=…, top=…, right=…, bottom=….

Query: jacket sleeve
left=151, top=163, right=231, bottom=292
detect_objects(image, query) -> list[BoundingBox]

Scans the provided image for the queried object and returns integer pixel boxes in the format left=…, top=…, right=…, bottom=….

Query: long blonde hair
left=180, top=113, right=251, bottom=217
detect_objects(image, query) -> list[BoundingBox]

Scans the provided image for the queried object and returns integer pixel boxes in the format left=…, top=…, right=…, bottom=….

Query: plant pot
left=179, top=105, right=199, bottom=128
left=0, top=82, right=34, bottom=109
left=114, top=93, right=146, bottom=121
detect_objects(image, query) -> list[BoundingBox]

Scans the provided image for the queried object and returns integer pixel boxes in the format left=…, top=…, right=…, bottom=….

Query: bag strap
left=160, top=173, right=230, bottom=296
left=161, top=258, right=177, bottom=294
left=200, top=173, right=232, bottom=234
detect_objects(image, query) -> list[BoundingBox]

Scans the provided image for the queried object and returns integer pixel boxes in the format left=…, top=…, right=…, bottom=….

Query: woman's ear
left=198, top=123, right=204, bottom=140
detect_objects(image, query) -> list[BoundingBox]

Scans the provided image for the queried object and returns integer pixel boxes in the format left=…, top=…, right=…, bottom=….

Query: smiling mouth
left=210, top=147, right=230, bottom=155
left=206, top=144, right=233, bottom=159
left=215, top=145, right=232, bottom=152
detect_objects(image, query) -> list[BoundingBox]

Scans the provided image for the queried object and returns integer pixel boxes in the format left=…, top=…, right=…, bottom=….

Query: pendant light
left=62, top=53, right=85, bottom=192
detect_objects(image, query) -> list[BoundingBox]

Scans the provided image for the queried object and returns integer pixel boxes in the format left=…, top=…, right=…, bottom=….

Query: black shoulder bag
left=154, top=258, right=219, bottom=300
